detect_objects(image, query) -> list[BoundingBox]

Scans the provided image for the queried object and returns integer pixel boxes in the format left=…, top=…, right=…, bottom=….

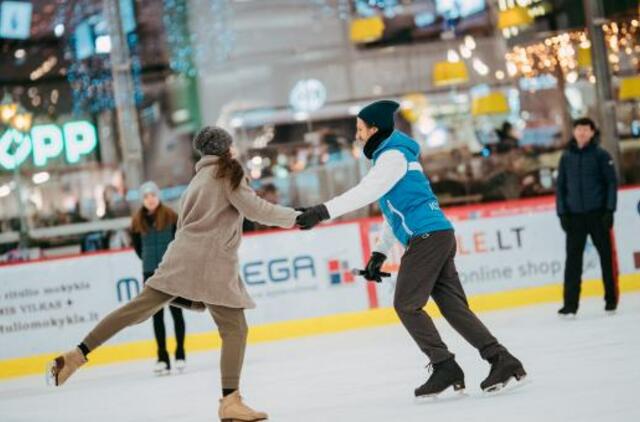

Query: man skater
left=556, top=118, right=619, bottom=316
left=296, top=100, right=526, bottom=397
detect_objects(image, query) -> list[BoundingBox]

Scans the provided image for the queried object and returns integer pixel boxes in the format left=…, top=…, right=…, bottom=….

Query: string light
left=64, top=1, right=144, bottom=115
left=505, top=17, right=640, bottom=80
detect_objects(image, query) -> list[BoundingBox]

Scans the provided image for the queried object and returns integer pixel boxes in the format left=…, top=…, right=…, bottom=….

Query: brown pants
left=82, top=286, right=248, bottom=389
left=394, top=230, right=506, bottom=364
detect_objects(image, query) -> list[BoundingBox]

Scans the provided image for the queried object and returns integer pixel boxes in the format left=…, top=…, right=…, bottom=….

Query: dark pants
left=393, top=230, right=505, bottom=364
left=144, top=273, right=186, bottom=363
left=563, top=212, right=618, bottom=311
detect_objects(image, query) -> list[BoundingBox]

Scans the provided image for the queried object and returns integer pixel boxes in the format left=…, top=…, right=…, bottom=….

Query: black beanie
left=357, top=100, right=400, bottom=131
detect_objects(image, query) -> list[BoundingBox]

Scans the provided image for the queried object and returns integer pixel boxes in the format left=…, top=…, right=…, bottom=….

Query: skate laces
left=425, top=362, right=434, bottom=374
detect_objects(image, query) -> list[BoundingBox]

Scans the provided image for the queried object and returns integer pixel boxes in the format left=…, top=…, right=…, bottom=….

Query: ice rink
left=2, top=293, right=639, bottom=422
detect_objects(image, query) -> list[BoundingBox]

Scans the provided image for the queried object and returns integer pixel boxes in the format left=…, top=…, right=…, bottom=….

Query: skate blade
left=415, top=386, right=467, bottom=403
left=45, top=360, right=57, bottom=386
left=153, top=369, right=171, bottom=376
left=558, top=314, right=577, bottom=320
left=605, top=310, right=617, bottom=315
left=483, top=374, right=529, bottom=395
left=220, top=418, right=267, bottom=422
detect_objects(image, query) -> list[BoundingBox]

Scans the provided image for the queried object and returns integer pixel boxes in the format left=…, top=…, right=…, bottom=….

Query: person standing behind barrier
left=131, top=181, right=186, bottom=375
left=556, top=117, right=619, bottom=316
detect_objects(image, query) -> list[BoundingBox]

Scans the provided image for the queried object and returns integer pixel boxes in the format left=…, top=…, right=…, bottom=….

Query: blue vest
left=373, top=130, right=453, bottom=246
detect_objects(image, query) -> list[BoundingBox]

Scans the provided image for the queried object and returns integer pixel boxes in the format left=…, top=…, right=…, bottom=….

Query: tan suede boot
left=218, top=391, right=268, bottom=422
left=46, top=347, right=87, bottom=386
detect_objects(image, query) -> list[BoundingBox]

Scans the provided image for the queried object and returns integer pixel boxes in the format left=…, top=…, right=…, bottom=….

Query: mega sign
left=0, top=121, right=97, bottom=171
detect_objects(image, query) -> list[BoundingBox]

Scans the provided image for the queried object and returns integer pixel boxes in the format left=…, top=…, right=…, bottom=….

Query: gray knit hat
left=193, top=126, right=233, bottom=156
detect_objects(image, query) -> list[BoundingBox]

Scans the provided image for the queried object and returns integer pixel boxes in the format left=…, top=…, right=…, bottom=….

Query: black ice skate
left=481, top=351, right=527, bottom=393
left=414, top=358, right=465, bottom=398
left=605, top=302, right=617, bottom=314
left=558, top=306, right=577, bottom=318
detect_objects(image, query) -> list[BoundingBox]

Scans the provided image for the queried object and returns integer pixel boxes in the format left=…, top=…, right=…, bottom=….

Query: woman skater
left=130, top=181, right=187, bottom=375
left=47, top=126, right=299, bottom=422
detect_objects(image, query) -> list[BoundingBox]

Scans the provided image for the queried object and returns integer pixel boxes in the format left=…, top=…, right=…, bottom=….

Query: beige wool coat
left=146, top=156, right=298, bottom=308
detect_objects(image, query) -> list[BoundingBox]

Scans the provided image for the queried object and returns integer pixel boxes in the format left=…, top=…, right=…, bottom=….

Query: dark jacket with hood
left=556, top=136, right=617, bottom=216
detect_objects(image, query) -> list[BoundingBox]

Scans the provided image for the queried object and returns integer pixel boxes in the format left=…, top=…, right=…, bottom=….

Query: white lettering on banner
left=0, top=253, right=147, bottom=360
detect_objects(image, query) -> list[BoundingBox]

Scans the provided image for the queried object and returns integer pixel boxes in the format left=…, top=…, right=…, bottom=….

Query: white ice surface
left=2, top=293, right=639, bottom=422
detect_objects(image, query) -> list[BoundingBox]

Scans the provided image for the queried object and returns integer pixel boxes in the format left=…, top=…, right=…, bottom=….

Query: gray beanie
left=140, top=181, right=160, bottom=197
left=193, top=126, right=233, bottom=156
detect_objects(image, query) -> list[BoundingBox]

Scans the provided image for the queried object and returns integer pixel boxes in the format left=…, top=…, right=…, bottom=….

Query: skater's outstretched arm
left=225, top=178, right=299, bottom=228
left=325, top=150, right=406, bottom=219
left=296, top=151, right=406, bottom=229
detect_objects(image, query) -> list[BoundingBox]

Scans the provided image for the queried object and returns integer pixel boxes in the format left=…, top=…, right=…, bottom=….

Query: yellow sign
left=350, top=16, right=385, bottom=43
left=498, top=6, right=533, bottom=30
left=619, top=76, right=640, bottom=100
left=471, top=92, right=510, bottom=116
left=400, top=94, right=428, bottom=123
left=433, top=61, right=469, bottom=87
left=577, top=46, right=592, bottom=68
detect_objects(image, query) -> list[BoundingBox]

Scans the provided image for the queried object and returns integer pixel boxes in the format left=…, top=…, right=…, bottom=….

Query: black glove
left=559, top=215, right=570, bottom=232
left=602, top=211, right=614, bottom=229
left=363, top=252, right=387, bottom=283
left=296, top=204, right=330, bottom=230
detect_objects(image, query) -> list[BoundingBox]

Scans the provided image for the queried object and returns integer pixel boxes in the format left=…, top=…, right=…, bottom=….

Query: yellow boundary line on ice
left=2, top=274, right=639, bottom=380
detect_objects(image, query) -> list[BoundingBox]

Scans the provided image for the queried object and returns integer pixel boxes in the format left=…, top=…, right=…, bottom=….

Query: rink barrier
left=1, top=274, right=639, bottom=380
left=2, top=187, right=639, bottom=380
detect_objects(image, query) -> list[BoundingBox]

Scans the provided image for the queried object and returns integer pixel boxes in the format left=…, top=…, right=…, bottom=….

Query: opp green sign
left=0, top=121, right=97, bottom=171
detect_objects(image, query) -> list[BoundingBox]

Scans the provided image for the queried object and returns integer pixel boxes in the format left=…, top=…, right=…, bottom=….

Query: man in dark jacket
left=556, top=118, right=618, bottom=316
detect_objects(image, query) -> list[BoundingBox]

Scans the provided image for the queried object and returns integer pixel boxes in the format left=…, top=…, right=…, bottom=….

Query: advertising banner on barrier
left=363, top=189, right=640, bottom=308
left=1, top=188, right=638, bottom=362
left=0, top=223, right=367, bottom=360
left=0, top=252, right=148, bottom=360
left=614, top=188, right=640, bottom=276
left=239, top=223, right=367, bottom=324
